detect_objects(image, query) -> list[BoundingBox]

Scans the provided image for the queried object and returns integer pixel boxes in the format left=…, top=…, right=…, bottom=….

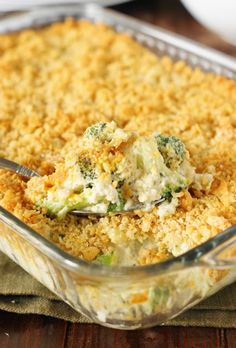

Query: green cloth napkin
left=1, top=251, right=236, bottom=327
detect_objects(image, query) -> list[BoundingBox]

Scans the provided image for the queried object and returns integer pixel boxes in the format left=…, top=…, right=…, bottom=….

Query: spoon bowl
left=0, top=157, right=164, bottom=216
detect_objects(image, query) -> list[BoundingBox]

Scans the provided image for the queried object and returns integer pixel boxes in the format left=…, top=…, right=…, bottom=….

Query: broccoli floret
left=40, top=191, right=92, bottom=218
left=77, top=157, right=96, bottom=180
left=162, top=179, right=187, bottom=202
left=149, top=286, right=170, bottom=309
left=83, top=122, right=107, bottom=140
left=107, top=182, right=126, bottom=212
left=94, top=251, right=115, bottom=265
left=107, top=196, right=126, bottom=212
left=162, top=185, right=181, bottom=202
left=37, top=199, right=66, bottom=216
left=162, top=186, right=173, bottom=202
left=155, top=134, right=186, bottom=170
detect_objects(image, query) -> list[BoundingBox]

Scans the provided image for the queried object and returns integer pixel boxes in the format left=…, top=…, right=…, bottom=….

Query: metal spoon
left=0, top=157, right=165, bottom=216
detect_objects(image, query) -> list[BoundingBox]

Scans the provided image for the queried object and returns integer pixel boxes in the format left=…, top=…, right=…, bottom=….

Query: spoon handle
left=0, top=157, right=39, bottom=178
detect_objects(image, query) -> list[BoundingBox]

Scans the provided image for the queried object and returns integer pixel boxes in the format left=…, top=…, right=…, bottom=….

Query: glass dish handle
left=201, top=225, right=236, bottom=268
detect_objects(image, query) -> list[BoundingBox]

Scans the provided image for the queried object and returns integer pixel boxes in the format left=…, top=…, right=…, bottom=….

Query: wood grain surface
left=0, top=312, right=236, bottom=348
left=1, top=0, right=236, bottom=347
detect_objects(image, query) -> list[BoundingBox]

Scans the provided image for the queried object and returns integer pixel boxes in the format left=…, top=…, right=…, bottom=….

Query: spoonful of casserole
left=0, top=122, right=213, bottom=218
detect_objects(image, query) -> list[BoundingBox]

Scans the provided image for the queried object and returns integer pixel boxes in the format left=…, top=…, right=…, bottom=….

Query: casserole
left=0, top=4, right=236, bottom=329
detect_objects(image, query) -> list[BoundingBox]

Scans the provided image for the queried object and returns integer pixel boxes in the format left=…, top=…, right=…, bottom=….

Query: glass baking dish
left=0, top=0, right=133, bottom=12
left=0, top=4, right=236, bottom=330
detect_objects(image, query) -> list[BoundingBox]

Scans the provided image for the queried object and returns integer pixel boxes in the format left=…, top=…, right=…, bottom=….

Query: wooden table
left=1, top=1, right=236, bottom=347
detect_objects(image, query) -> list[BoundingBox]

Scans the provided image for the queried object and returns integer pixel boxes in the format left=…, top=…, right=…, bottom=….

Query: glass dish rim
left=0, top=4, right=236, bottom=279
left=1, top=206, right=236, bottom=279
left=0, top=0, right=133, bottom=13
